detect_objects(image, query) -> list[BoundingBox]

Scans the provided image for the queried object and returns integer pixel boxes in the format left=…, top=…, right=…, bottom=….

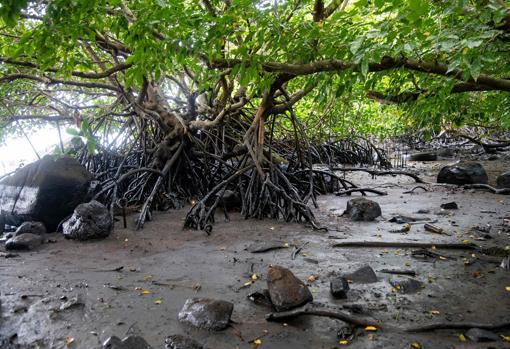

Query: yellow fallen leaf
left=302, top=252, right=309, bottom=257
left=154, top=299, right=162, bottom=305
left=141, top=289, right=151, bottom=295
left=462, top=239, right=470, bottom=244
left=501, top=335, right=510, bottom=342
left=251, top=273, right=258, bottom=281
left=506, top=286, right=510, bottom=292
left=252, top=338, right=262, bottom=346
left=308, top=275, right=316, bottom=283
left=64, top=337, right=75, bottom=346
left=143, top=275, right=153, bottom=281
left=339, top=340, right=349, bottom=345
left=394, top=284, right=401, bottom=290
left=365, top=326, right=377, bottom=331
left=439, top=256, right=447, bottom=260
left=458, top=334, right=466, bottom=342
left=244, top=281, right=253, bottom=286
left=410, top=341, right=422, bottom=349
left=430, top=310, right=440, bottom=315
left=431, top=245, right=437, bottom=250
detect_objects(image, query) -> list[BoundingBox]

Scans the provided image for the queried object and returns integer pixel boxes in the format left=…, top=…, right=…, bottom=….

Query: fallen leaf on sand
left=365, top=326, right=377, bottom=331
left=410, top=341, right=422, bottom=349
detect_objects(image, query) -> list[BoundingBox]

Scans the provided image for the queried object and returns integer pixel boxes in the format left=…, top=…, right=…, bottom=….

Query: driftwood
left=330, top=167, right=425, bottom=183
left=332, top=241, right=478, bottom=250
left=405, top=321, right=510, bottom=332
left=265, top=304, right=378, bottom=327
left=464, top=184, right=510, bottom=195
left=335, top=188, right=387, bottom=196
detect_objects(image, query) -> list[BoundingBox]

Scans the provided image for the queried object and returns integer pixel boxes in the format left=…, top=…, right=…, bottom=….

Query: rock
left=0, top=155, right=92, bottom=231
left=330, top=277, right=350, bottom=299
left=267, top=265, right=313, bottom=312
left=5, top=233, right=43, bottom=250
left=343, top=265, right=377, bottom=283
left=408, top=151, right=437, bottom=161
left=14, top=221, right=46, bottom=236
left=247, top=241, right=287, bottom=253
left=440, top=202, right=458, bottom=210
left=62, top=200, right=112, bottom=240
left=497, top=170, right=510, bottom=188
left=344, top=198, right=381, bottom=221
left=437, top=161, right=488, bottom=185
left=165, top=335, right=203, bottom=349
left=178, top=298, right=233, bottom=330
left=465, top=328, right=499, bottom=342
left=437, top=148, right=455, bottom=158
left=247, top=289, right=273, bottom=307
left=103, top=335, right=152, bottom=349
left=389, top=278, right=423, bottom=294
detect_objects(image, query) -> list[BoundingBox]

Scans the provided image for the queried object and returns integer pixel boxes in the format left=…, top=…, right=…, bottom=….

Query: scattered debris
left=389, top=224, right=411, bottom=233
left=424, top=223, right=448, bottom=235
left=390, top=278, right=423, bottom=294
left=379, top=269, right=416, bottom=277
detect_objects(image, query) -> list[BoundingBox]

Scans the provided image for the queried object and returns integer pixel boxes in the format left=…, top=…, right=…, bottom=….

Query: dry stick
left=330, top=167, right=425, bottom=183
left=136, top=143, right=183, bottom=230
left=332, top=241, right=478, bottom=250
left=265, top=304, right=378, bottom=327
left=405, top=321, right=510, bottom=333
left=379, top=269, right=416, bottom=276
left=464, top=184, right=510, bottom=195
left=335, top=188, right=387, bottom=196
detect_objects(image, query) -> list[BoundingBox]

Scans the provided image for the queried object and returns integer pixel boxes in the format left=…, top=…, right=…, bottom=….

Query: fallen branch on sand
left=265, top=304, right=378, bottom=327
left=335, top=188, right=387, bottom=196
left=464, top=184, right=510, bottom=195
left=405, top=321, right=510, bottom=332
left=330, top=167, right=425, bottom=183
left=403, top=185, right=428, bottom=194
left=332, top=241, right=478, bottom=250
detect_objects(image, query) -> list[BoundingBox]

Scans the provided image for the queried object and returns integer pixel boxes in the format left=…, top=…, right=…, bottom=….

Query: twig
left=379, top=269, right=416, bottom=276
left=464, top=184, right=510, bottom=195
left=291, top=242, right=309, bottom=260
left=335, top=188, right=387, bottom=196
left=403, top=185, right=428, bottom=194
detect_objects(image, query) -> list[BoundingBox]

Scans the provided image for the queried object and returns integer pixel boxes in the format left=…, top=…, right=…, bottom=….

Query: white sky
left=0, top=126, right=70, bottom=176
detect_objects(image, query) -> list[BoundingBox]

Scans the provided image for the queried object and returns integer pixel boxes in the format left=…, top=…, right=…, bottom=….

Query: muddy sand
left=1, top=159, right=510, bottom=349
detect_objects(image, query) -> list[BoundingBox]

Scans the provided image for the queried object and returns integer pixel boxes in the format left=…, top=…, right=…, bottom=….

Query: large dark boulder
left=62, top=200, right=112, bottom=240
left=267, top=265, right=313, bottom=312
left=344, top=198, right=381, bottom=221
left=0, top=156, right=92, bottom=231
left=437, top=161, right=488, bottom=185
left=497, top=170, right=510, bottom=188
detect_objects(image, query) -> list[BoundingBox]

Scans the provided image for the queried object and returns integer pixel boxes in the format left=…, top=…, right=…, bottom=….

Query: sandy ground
left=1, top=158, right=510, bottom=349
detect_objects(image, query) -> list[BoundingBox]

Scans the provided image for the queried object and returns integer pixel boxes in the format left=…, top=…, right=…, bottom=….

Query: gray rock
left=14, top=221, right=46, bottom=236
left=497, top=170, right=510, bottom=188
left=267, top=265, right=313, bottom=312
left=0, top=155, right=92, bottom=231
left=437, top=161, right=488, bottom=185
left=5, top=233, right=43, bottom=250
left=330, top=277, right=349, bottom=299
left=165, top=335, right=203, bottom=349
left=408, top=151, right=437, bottom=161
left=343, top=265, right=378, bottom=283
left=62, top=200, right=112, bottom=240
left=440, top=201, right=458, bottom=210
left=465, top=328, right=499, bottom=342
left=247, top=289, right=273, bottom=307
left=178, top=298, right=233, bottom=330
left=389, top=278, right=423, bottom=294
left=103, top=335, right=152, bottom=349
left=437, top=148, right=455, bottom=158
left=344, top=198, right=381, bottom=221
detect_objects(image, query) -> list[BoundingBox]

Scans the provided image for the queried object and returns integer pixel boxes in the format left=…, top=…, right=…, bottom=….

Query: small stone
left=330, top=277, right=350, bottom=299
left=267, top=265, right=313, bottom=312
left=408, top=151, right=437, bottom=161
left=165, top=334, right=203, bottom=349
left=14, top=221, right=46, bottom=236
left=440, top=202, right=458, bottom=210
left=465, top=328, right=499, bottom=342
left=437, top=161, right=488, bottom=185
left=103, top=335, right=152, bottom=349
left=343, top=265, right=378, bottom=283
left=344, top=198, right=381, bottom=221
left=247, top=289, right=273, bottom=307
left=389, top=278, right=423, bottom=294
left=5, top=233, right=43, bottom=250
left=62, top=200, right=113, bottom=240
left=178, top=298, right=233, bottom=330
left=497, top=170, right=510, bottom=188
